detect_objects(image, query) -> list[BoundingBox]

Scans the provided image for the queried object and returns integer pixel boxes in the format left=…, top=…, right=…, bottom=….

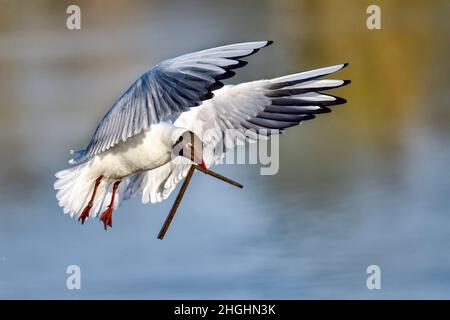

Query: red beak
left=200, top=159, right=208, bottom=171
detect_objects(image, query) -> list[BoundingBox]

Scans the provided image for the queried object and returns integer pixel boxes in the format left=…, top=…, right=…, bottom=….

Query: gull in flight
left=54, top=41, right=350, bottom=229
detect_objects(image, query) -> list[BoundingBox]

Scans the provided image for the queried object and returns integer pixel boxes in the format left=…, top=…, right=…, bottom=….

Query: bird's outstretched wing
left=177, top=63, right=350, bottom=165
left=125, top=64, right=350, bottom=203
left=70, top=41, right=273, bottom=164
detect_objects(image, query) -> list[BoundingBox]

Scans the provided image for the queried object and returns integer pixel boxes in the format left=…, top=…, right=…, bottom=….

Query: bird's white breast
left=86, top=123, right=174, bottom=180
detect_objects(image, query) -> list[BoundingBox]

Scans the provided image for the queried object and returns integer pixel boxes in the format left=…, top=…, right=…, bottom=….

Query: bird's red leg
left=100, top=180, right=121, bottom=230
left=78, top=175, right=103, bottom=224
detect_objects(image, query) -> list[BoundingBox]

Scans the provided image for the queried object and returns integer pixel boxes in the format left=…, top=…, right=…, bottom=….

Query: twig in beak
left=193, top=164, right=243, bottom=189
left=157, top=165, right=196, bottom=240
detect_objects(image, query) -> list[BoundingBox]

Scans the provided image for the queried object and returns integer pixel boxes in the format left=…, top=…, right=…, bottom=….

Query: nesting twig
left=157, top=165, right=196, bottom=240
left=193, top=164, right=243, bottom=189
left=157, top=164, right=243, bottom=239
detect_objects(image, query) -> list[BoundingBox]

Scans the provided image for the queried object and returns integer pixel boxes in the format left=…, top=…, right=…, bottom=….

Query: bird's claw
left=78, top=203, right=93, bottom=224
left=100, top=206, right=113, bottom=230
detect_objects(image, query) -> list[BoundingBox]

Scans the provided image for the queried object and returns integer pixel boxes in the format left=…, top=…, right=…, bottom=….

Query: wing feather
left=176, top=63, right=350, bottom=166
left=70, top=41, right=273, bottom=164
left=124, top=63, right=349, bottom=204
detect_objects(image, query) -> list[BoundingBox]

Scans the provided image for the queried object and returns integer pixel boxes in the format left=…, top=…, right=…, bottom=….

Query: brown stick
left=193, top=165, right=243, bottom=189
left=157, top=165, right=196, bottom=240
left=157, top=164, right=244, bottom=239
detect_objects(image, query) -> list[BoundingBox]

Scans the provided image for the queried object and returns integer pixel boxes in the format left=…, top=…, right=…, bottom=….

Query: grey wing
left=70, top=41, right=273, bottom=164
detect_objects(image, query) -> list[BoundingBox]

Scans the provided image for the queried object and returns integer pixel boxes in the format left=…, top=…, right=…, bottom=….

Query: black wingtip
left=202, top=92, right=215, bottom=101
left=335, top=97, right=347, bottom=105
left=321, top=94, right=348, bottom=106
left=265, top=40, right=274, bottom=47
left=216, top=70, right=236, bottom=80
left=342, top=62, right=349, bottom=68
left=342, top=80, right=351, bottom=86
left=317, top=107, right=332, bottom=114
left=228, top=60, right=248, bottom=70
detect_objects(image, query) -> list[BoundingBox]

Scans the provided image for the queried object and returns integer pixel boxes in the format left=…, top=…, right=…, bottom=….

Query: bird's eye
left=177, top=136, right=183, bottom=143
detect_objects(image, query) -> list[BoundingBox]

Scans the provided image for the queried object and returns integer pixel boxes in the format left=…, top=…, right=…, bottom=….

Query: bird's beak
left=191, top=152, right=207, bottom=171
left=200, top=159, right=208, bottom=171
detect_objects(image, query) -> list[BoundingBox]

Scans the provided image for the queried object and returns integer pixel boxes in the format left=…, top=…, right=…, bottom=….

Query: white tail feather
left=54, top=162, right=125, bottom=220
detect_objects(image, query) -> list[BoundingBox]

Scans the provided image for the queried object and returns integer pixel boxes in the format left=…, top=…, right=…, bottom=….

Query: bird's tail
left=54, top=163, right=126, bottom=221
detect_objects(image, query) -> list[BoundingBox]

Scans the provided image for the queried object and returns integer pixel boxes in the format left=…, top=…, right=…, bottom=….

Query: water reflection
left=0, top=0, right=449, bottom=299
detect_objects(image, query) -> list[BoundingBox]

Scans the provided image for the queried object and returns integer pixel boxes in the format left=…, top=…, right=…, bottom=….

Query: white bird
left=54, top=41, right=349, bottom=229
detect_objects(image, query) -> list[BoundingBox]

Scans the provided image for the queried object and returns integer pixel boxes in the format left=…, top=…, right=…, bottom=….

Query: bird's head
left=171, top=130, right=207, bottom=170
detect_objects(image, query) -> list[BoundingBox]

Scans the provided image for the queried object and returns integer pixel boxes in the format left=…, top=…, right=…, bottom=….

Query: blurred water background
left=0, top=0, right=449, bottom=299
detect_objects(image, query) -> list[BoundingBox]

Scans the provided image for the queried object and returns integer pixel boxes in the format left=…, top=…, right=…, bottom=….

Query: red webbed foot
left=78, top=176, right=103, bottom=225
left=99, top=180, right=121, bottom=231
left=100, top=206, right=113, bottom=230
left=78, top=203, right=92, bottom=224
